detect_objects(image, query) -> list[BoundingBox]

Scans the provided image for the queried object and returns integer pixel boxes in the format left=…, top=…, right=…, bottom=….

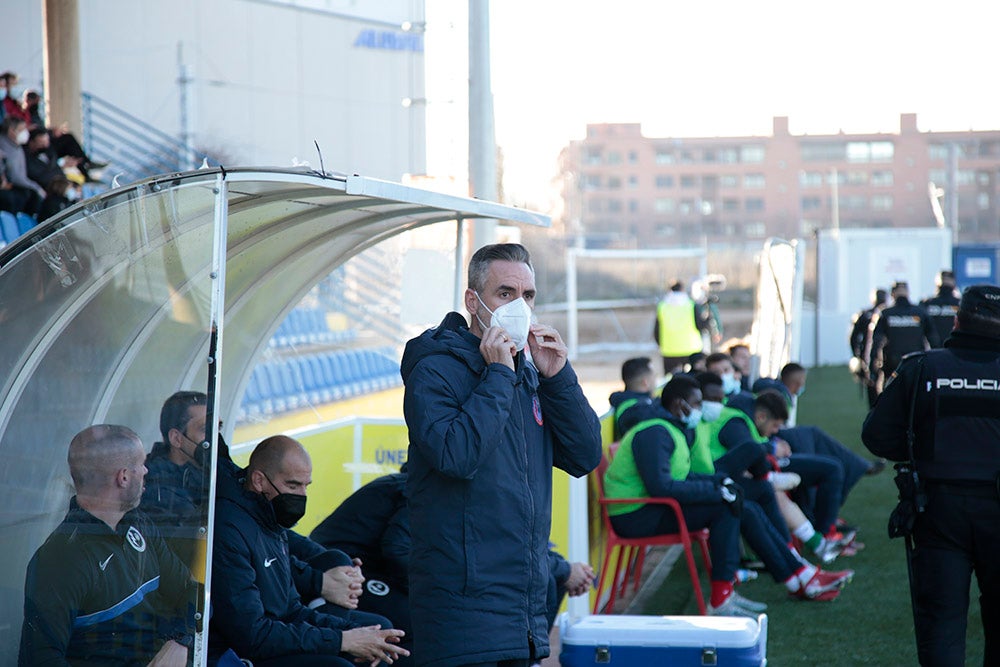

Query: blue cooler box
left=558, top=613, right=767, bottom=666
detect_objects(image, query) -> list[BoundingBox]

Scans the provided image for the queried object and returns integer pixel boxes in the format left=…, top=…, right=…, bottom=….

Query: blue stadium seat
left=0, top=211, right=19, bottom=244
left=15, top=212, right=36, bottom=235
left=253, top=365, right=275, bottom=416
left=319, top=354, right=346, bottom=401
left=264, top=363, right=288, bottom=413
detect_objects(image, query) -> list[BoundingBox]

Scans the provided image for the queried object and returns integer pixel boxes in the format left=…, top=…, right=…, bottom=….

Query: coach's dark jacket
left=401, top=312, right=601, bottom=667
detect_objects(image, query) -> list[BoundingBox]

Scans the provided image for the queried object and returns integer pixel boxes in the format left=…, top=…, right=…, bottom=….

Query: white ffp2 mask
left=475, top=292, right=532, bottom=351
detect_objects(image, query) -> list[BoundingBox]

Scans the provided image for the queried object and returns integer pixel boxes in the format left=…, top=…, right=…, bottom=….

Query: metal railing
left=81, top=92, right=209, bottom=185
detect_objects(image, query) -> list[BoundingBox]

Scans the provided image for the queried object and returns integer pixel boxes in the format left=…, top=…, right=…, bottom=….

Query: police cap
left=959, top=284, right=1000, bottom=320
left=892, top=280, right=908, bottom=291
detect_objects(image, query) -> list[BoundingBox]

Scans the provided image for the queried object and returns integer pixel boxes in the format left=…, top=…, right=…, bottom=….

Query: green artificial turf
left=637, top=365, right=985, bottom=665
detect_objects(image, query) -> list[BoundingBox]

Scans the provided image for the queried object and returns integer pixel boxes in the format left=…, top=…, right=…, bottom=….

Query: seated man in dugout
left=142, top=391, right=371, bottom=618
left=209, top=434, right=408, bottom=666
left=20, top=424, right=197, bottom=666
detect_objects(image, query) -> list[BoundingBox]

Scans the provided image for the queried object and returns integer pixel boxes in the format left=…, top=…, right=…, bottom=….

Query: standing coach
left=862, top=284, right=1000, bottom=666
left=401, top=243, right=602, bottom=667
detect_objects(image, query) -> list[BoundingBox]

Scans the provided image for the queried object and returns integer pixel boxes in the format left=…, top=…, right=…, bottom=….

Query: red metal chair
left=593, top=454, right=712, bottom=614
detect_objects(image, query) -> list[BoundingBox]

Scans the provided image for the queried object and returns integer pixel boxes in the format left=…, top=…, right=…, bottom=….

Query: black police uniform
left=851, top=302, right=884, bottom=406
left=868, top=295, right=938, bottom=391
left=920, top=288, right=960, bottom=349
left=862, top=313, right=1000, bottom=666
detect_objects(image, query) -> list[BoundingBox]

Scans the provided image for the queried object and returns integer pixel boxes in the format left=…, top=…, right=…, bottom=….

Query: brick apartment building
left=558, top=114, right=1000, bottom=248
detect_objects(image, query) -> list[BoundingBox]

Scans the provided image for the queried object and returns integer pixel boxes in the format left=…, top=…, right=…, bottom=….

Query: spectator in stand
left=16, top=78, right=106, bottom=182
left=0, top=116, right=43, bottom=215
left=26, top=127, right=80, bottom=190
left=210, top=434, right=408, bottom=666
left=38, top=176, right=79, bottom=222
left=1, top=72, right=31, bottom=125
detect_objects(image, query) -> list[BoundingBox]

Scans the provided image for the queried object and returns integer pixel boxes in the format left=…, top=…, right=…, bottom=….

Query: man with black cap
left=920, top=270, right=961, bottom=348
left=862, top=284, right=1000, bottom=666
left=867, top=281, right=938, bottom=396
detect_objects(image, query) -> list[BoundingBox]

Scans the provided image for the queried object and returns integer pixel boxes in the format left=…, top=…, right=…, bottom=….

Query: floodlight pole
left=468, top=0, right=497, bottom=250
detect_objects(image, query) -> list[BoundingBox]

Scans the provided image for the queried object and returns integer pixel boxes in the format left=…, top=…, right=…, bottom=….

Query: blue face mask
left=681, top=407, right=702, bottom=429
left=721, top=372, right=741, bottom=396
left=701, top=400, right=724, bottom=422
left=795, top=386, right=805, bottom=397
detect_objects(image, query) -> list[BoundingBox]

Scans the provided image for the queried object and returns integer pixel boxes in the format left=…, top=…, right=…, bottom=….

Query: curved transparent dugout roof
left=0, top=166, right=547, bottom=662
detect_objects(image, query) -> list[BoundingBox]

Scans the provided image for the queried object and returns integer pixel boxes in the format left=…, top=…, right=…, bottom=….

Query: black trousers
left=912, top=484, right=1000, bottom=667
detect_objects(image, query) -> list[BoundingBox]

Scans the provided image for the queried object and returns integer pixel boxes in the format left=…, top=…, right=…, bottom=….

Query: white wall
left=812, top=227, right=952, bottom=365
left=1, top=0, right=426, bottom=180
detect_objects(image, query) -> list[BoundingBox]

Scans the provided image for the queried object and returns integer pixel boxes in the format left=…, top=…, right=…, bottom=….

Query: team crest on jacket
left=532, top=395, right=543, bottom=425
left=126, top=526, right=146, bottom=552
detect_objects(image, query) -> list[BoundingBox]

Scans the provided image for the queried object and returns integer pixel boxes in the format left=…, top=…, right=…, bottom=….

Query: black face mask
left=177, top=431, right=211, bottom=469
left=262, top=473, right=307, bottom=528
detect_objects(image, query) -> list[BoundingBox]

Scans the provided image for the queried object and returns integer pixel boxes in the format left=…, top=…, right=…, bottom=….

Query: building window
left=679, top=199, right=695, bottom=215
left=978, top=171, right=991, bottom=187
left=680, top=150, right=695, bottom=163
left=581, top=174, right=601, bottom=190
left=628, top=150, right=638, bottom=164
left=700, top=200, right=714, bottom=215
left=680, top=175, right=697, bottom=188
left=654, top=197, right=675, bottom=213
left=740, top=145, right=766, bottom=163
left=655, top=150, right=675, bottom=164
left=745, top=198, right=765, bottom=212
left=607, top=151, right=622, bottom=165
left=627, top=175, right=639, bottom=188
left=839, top=195, right=868, bottom=210
left=979, top=193, right=990, bottom=210
left=958, top=170, right=976, bottom=186
left=720, top=174, right=739, bottom=188
left=847, top=141, right=894, bottom=163
left=719, top=148, right=739, bottom=163
left=801, top=196, right=822, bottom=211
left=702, top=149, right=716, bottom=163
left=744, top=174, right=766, bottom=189
left=801, top=142, right=845, bottom=161
left=929, top=169, right=946, bottom=184
left=655, top=175, right=674, bottom=188
left=722, top=198, right=739, bottom=211
left=870, top=141, right=894, bottom=162
left=799, top=171, right=824, bottom=187
left=585, top=148, right=602, bottom=165
left=702, top=175, right=718, bottom=189
left=656, top=224, right=675, bottom=236
left=745, top=221, right=766, bottom=237
left=587, top=199, right=602, bottom=213
left=871, top=171, right=894, bottom=187
left=846, top=171, right=868, bottom=185
left=871, top=195, right=893, bottom=211
left=608, top=199, right=623, bottom=212
left=607, top=176, right=622, bottom=189
left=629, top=199, right=639, bottom=213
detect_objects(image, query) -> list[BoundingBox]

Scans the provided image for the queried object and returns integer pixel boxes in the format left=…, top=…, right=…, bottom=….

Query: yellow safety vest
left=657, top=300, right=703, bottom=356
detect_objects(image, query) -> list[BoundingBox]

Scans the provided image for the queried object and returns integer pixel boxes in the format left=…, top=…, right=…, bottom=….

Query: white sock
left=785, top=565, right=817, bottom=592
left=794, top=522, right=817, bottom=543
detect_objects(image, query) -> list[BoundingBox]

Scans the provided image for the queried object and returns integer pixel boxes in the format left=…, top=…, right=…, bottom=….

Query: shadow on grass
left=636, top=366, right=985, bottom=665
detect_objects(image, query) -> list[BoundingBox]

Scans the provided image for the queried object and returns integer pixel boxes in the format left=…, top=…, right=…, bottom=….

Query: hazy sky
left=425, top=0, right=1000, bottom=207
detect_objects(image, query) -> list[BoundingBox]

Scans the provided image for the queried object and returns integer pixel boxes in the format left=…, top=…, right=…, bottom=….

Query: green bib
left=604, top=418, right=691, bottom=516
left=689, top=421, right=716, bottom=474
left=705, top=406, right=768, bottom=462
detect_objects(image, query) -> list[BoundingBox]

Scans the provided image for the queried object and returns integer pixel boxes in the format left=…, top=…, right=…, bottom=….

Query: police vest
left=705, top=406, right=769, bottom=462
left=604, top=418, right=690, bottom=516
left=922, top=295, right=959, bottom=346
left=657, top=300, right=703, bottom=357
left=878, top=304, right=929, bottom=364
left=916, top=349, right=1000, bottom=482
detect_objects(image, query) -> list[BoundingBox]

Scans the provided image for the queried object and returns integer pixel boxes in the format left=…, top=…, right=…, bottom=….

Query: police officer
left=867, top=281, right=938, bottom=395
left=862, top=284, right=1000, bottom=666
left=920, top=270, right=961, bottom=348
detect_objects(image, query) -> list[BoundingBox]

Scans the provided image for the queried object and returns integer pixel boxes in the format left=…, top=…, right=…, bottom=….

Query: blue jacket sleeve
left=403, top=357, right=518, bottom=479
left=211, top=522, right=347, bottom=659
left=537, top=362, right=602, bottom=478
left=547, top=550, right=571, bottom=587
left=631, top=426, right=723, bottom=504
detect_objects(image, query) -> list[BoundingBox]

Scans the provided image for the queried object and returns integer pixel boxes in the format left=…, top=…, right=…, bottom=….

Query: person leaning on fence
left=862, top=284, right=1000, bottom=666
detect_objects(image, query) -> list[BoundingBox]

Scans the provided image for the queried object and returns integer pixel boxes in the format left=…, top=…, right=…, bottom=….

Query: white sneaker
left=730, top=590, right=768, bottom=612
left=768, top=471, right=801, bottom=491
left=709, top=594, right=760, bottom=618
